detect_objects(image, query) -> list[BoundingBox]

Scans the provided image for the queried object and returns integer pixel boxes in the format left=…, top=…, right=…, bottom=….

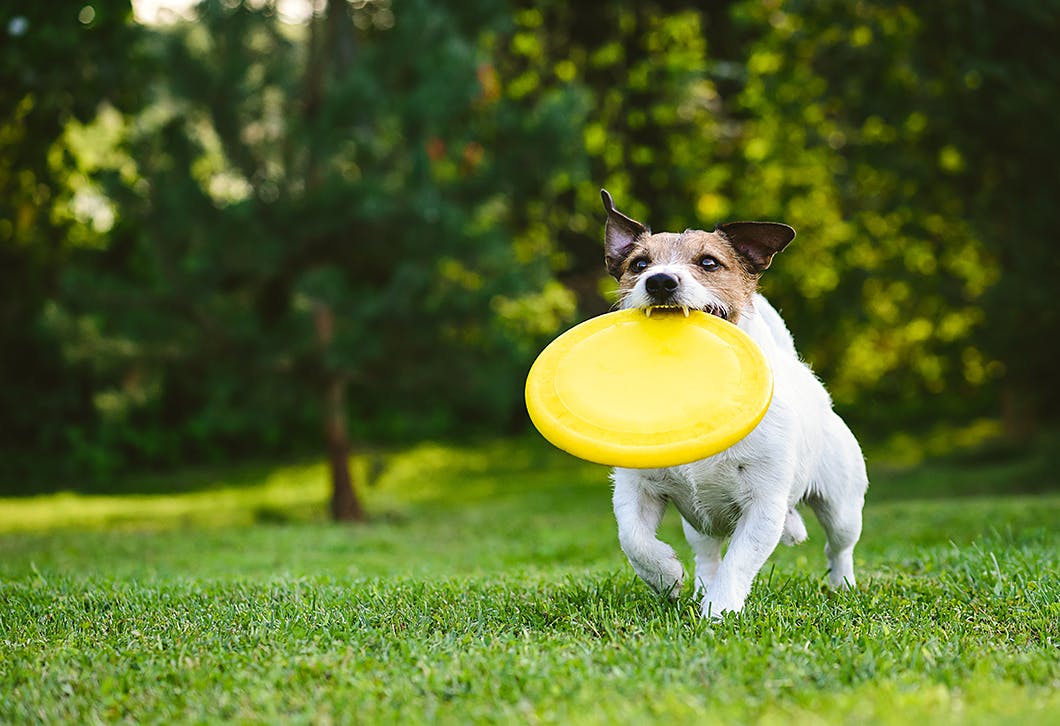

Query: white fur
left=619, top=263, right=732, bottom=317
left=612, top=293, right=867, bottom=618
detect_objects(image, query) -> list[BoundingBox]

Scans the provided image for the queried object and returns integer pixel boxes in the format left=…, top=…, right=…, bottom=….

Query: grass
left=1, top=436, right=1058, bottom=724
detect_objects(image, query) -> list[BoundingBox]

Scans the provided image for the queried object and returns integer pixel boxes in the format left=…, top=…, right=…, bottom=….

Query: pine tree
left=55, top=0, right=585, bottom=514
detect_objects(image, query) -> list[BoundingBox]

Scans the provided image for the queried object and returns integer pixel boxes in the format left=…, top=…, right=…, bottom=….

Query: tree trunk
left=314, top=302, right=365, bottom=522
left=303, top=1, right=365, bottom=522
left=324, top=373, right=365, bottom=522
left=1001, top=383, right=1038, bottom=442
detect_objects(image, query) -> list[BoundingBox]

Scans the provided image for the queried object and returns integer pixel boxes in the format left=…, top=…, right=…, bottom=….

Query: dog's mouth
left=644, top=304, right=728, bottom=321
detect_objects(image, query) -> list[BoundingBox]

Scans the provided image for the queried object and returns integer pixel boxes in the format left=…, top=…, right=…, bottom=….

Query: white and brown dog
left=601, top=189, right=867, bottom=618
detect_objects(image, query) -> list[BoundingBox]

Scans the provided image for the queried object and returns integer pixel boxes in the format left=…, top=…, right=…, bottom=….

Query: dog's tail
left=781, top=507, right=808, bottom=546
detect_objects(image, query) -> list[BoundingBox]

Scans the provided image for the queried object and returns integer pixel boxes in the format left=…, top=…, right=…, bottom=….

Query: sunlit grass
left=0, top=437, right=590, bottom=533
left=1, top=434, right=1058, bottom=723
left=2, top=426, right=1056, bottom=534
left=0, top=460, right=331, bottom=532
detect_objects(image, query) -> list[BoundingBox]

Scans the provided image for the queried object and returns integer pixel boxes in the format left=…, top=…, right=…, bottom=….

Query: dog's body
left=601, top=190, right=867, bottom=618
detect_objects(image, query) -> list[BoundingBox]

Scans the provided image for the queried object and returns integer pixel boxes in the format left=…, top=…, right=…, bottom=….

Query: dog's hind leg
left=681, top=517, right=723, bottom=594
left=807, top=417, right=867, bottom=588
left=808, top=493, right=862, bottom=588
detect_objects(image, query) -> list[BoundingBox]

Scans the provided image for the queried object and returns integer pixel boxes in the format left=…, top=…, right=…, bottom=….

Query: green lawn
left=1, top=437, right=1058, bottom=724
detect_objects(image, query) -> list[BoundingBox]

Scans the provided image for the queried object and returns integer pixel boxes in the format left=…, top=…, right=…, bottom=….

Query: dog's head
left=601, top=189, right=795, bottom=323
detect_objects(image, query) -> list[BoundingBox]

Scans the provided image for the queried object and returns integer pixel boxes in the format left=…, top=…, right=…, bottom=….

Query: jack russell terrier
left=601, top=189, right=867, bottom=618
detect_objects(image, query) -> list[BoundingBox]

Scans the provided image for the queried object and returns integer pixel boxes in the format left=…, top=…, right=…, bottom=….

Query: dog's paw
left=701, top=597, right=744, bottom=620
left=827, top=570, right=856, bottom=590
left=630, top=547, right=684, bottom=599
left=700, top=585, right=745, bottom=619
left=780, top=507, right=808, bottom=546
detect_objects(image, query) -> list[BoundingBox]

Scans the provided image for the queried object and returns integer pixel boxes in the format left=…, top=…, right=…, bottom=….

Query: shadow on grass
left=0, top=456, right=306, bottom=499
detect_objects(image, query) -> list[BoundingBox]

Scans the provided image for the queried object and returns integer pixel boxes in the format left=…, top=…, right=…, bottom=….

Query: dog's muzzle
left=640, top=272, right=729, bottom=320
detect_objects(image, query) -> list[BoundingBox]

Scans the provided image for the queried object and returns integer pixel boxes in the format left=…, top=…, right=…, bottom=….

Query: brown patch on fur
left=615, top=230, right=758, bottom=323
left=681, top=231, right=758, bottom=316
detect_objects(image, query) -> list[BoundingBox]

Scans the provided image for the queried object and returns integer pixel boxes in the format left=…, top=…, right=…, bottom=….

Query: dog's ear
left=717, top=221, right=796, bottom=273
left=601, top=189, right=649, bottom=279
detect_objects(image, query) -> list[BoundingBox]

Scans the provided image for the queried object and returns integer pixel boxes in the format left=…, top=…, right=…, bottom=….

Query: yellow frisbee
left=525, top=308, right=773, bottom=468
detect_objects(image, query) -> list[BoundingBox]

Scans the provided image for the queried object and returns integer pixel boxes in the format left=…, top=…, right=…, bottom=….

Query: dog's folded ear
left=601, top=189, right=649, bottom=279
left=718, top=221, right=796, bottom=273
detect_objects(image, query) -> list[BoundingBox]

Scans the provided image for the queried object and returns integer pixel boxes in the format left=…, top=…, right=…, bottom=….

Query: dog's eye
left=630, top=257, right=650, bottom=273
left=699, top=255, right=720, bottom=271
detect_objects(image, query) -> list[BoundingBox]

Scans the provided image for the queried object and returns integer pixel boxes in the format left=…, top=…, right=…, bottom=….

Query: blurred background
left=2, top=0, right=1059, bottom=517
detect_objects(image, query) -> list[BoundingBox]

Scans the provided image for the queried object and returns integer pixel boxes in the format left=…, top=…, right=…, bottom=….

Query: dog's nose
left=645, top=273, right=679, bottom=300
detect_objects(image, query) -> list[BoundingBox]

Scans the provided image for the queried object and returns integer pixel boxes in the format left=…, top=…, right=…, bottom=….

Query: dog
left=601, top=189, right=868, bottom=618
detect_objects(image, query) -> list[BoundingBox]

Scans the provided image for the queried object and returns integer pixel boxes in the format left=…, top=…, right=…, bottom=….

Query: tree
left=0, top=1, right=145, bottom=483
left=731, top=0, right=1060, bottom=433
left=498, top=0, right=1060, bottom=435
left=53, top=0, right=585, bottom=513
left=500, top=1, right=739, bottom=316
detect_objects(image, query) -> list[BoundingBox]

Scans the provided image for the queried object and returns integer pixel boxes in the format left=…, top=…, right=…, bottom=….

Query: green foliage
left=1, top=438, right=1058, bottom=722
left=0, top=1, right=147, bottom=479
left=507, top=0, right=1060, bottom=432
left=728, top=0, right=1060, bottom=428
left=500, top=2, right=737, bottom=313
left=2, top=0, right=1059, bottom=482
left=26, top=0, right=586, bottom=479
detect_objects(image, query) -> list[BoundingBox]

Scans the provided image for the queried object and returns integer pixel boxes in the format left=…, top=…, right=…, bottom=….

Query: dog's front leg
left=612, top=468, right=684, bottom=597
left=701, top=497, right=787, bottom=618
